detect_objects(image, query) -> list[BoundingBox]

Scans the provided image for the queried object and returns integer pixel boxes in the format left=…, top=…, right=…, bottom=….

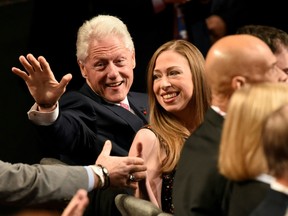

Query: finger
left=59, top=73, right=73, bottom=90
left=126, top=181, right=138, bottom=190
left=18, top=55, right=36, bottom=74
left=38, top=55, right=59, bottom=78
left=129, top=164, right=147, bottom=173
left=95, top=140, right=112, bottom=165
left=125, top=174, right=138, bottom=188
left=61, top=189, right=89, bottom=216
left=125, top=156, right=145, bottom=165
left=125, top=165, right=146, bottom=183
left=100, top=140, right=112, bottom=157
left=61, top=196, right=81, bottom=215
left=11, top=67, right=29, bottom=81
left=26, top=53, right=43, bottom=72
left=96, top=140, right=112, bottom=164
left=131, top=171, right=146, bottom=181
left=74, top=190, right=89, bottom=214
left=38, top=55, right=52, bottom=72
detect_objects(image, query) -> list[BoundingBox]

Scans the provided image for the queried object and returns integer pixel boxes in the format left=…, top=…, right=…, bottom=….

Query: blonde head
left=219, top=82, right=288, bottom=181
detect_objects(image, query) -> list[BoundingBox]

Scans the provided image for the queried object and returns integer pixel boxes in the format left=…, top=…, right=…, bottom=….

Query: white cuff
left=27, top=102, right=59, bottom=126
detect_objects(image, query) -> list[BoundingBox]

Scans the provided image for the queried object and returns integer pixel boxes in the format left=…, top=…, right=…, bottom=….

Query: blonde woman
left=219, top=82, right=288, bottom=216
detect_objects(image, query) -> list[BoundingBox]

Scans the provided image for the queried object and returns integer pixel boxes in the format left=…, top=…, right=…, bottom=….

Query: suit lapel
left=128, top=95, right=148, bottom=123
left=106, top=104, right=145, bottom=132
left=79, top=84, right=148, bottom=132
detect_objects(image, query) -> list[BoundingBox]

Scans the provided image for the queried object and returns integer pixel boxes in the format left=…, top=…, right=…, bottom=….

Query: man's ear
left=78, top=60, right=87, bottom=78
left=231, top=76, right=246, bottom=90
left=132, top=52, right=136, bottom=69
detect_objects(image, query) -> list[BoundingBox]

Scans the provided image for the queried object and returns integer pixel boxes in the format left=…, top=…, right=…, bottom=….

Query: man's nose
left=106, top=63, right=119, bottom=78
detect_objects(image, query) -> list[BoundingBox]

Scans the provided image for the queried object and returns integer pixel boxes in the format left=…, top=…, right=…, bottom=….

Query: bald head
left=206, top=35, right=286, bottom=95
left=205, top=34, right=288, bottom=111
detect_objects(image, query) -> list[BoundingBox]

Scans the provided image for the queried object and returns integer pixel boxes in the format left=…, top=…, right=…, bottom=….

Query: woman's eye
left=152, top=74, right=161, bottom=80
left=169, top=70, right=179, bottom=76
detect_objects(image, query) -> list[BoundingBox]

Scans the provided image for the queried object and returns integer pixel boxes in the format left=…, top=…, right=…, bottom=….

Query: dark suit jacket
left=36, top=83, right=149, bottom=165
left=33, top=83, right=149, bottom=216
left=223, top=180, right=270, bottom=216
left=173, top=107, right=227, bottom=216
left=250, top=188, right=288, bottom=216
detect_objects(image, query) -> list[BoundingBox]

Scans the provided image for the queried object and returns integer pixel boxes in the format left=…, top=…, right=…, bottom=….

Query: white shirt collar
left=118, top=97, right=129, bottom=106
left=211, top=105, right=226, bottom=117
left=255, top=173, right=275, bottom=184
left=270, top=179, right=288, bottom=195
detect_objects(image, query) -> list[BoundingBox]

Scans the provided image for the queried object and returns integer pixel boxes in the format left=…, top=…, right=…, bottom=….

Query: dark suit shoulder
left=128, top=91, right=148, bottom=100
left=184, top=108, right=224, bottom=151
left=173, top=107, right=227, bottom=216
left=250, top=188, right=288, bottom=216
left=224, top=180, right=269, bottom=216
left=59, top=90, right=103, bottom=113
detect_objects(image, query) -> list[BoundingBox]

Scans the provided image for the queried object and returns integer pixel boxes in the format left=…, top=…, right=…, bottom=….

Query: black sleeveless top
left=161, top=169, right=175, bottom=214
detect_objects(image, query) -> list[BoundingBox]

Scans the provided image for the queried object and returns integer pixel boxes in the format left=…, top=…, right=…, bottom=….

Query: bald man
left=172, top=34, right=288, bottom=216
left=236, top=25, right=288, bottom=75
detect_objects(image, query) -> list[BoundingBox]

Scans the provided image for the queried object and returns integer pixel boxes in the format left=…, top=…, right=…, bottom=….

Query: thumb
left=59, top=73, right=73, bottom=89
left=100, top=140, right=112, bottom=157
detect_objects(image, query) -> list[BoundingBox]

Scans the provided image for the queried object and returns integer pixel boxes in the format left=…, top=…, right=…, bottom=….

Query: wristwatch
left=89, top=165, right=105, bottom=188
left=98, top=164, right=110, bottom=190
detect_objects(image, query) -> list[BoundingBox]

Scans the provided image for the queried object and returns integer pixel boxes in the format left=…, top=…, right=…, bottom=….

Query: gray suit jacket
left=0, top=160, right=88, bottom=206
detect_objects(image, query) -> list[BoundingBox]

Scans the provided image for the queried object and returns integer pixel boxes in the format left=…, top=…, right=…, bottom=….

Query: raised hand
left=96, top=140, right=147, bottom=189
left=61, top=189, right=89, bottom=216
left=11, top=53, right=72, bottom=109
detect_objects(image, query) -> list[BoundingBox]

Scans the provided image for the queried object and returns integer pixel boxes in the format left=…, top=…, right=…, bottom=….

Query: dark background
left=2, top=0, right=287, bottom=164
left=0, top=0, right=173, bottom=164
left=0, top=0, right=43, bottom=164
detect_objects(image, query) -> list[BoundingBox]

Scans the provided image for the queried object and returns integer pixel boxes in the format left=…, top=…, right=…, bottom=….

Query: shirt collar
left=211, top=105, right=226, bottom=117
left=271, top=179, right=288, bottom=195
left=255, top=173, right=275, bottom=184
